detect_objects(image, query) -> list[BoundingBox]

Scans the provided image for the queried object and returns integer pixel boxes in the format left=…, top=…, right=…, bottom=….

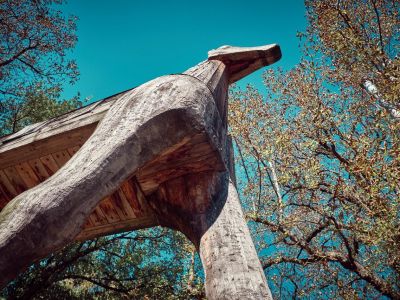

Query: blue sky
left=61, top=0, right=307, bottom=101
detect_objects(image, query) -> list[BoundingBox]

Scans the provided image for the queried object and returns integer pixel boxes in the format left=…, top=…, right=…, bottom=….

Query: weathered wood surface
left=0, top=73, right=225, bottom=288
left=208, top=44, right=282, bottom=83
left=0, top=132, right=224, bottom=241
left=0, top=44, right=281, bottom=298
left=0, top=92, right=123, bottom=169
left=200, top=179, right=272, bottom=299
left=0, top=43, right=281, bottom=166
left=149, top=170, right=272, bottom=299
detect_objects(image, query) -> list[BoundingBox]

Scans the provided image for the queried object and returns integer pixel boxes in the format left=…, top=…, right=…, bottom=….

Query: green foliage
left=0, top=0, right=80, bottom=136
left=229, top=0, right=399, bottom=298
left=0, top=83, right=82, bottom=135
left=0, top=0, right=79, bottom=101
left=0, top=228, right=204, bottom=299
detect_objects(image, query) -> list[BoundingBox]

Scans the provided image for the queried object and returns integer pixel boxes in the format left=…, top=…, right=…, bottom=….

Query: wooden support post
left=200, top=137, right=271, bottom=299
left=148, top=137, right=271, bottom=299
left=149, top=171, right=272, bottom=299
left=200, top=179, right=272, bottom=299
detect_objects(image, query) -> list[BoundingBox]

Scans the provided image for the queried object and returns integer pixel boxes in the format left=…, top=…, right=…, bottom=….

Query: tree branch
left=0, top=43, right=38, bottom=68
left=59, top=274, right=131, bottom=295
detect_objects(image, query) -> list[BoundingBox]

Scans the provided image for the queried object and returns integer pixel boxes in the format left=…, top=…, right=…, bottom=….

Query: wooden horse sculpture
left=0, top=44, right=281, bottom=299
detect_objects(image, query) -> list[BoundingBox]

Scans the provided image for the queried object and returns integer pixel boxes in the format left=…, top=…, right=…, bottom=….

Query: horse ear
left=208, top=44, right=281, bottom=83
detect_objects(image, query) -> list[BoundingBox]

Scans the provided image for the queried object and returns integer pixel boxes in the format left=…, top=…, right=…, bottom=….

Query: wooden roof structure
left=0, top=44, right=282, bottom=299
left=0, top=89, right=225, bottom=240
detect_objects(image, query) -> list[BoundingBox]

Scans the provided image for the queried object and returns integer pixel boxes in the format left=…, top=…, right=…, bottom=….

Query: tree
left=0, top=83, right=81, bottom=135
left=0, top=0, right=79, bottom=135
left=229, top=0, right=399, bottom=298
left=0, top=228, right=205, bottom=300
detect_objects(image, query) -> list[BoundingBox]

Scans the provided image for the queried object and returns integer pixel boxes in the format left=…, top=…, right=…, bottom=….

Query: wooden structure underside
left=0, top=90, right=224, bottom=240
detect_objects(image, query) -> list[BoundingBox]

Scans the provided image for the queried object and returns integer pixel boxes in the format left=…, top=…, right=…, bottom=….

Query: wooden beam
left=0, top=73, right=225, bottom=288
left=208, top=44, right=282, bottom=83
left=0, top=124, right=97, bottom=169
left=76, top=216, right=157, bottom=241
left=0, top=90, right=126, bottom=169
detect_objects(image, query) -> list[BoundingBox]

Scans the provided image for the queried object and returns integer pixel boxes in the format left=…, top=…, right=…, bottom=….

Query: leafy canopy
left=229, top=0, right=399, bottom=298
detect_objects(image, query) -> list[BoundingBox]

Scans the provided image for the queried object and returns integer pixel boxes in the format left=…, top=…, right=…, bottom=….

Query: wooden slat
left=76, top=216, right=158, bottom=241
left=28, top=159, right=50, bottom=182
left=131, top=178, right=152, bottom=215
left=83, top=217, right=94, bottom=229
left=89, top=206, right=109, bottom=226
left=67, top=145, right=81, bottom=157
left=3, top=167, right=26, bottom=194
left=120, top=180, right=143, bottom=216
left=0, top=186, right=9, bottom=210
left=40, top=155, right=59, bottom=176
left=0, top=170, right=18, bottom=199
left=98, top=197, right=121, bottom=223
left=86, top=215, right=94, bottom=226
left=110, top=189, right=136, bottom=220
left=52, top=150, right=71, bottom=168
left=15, top=162, right=40, bottom=188
left=0, top=124, right=98, bottom=169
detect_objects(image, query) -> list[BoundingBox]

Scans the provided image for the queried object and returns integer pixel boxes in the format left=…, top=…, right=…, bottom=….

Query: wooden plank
left=15, top=162, right=40, bottom=188
left=75, top=216, right=157, bottom=241
left=131, top=178, right=152, bottom=215
left=3, top=167, right=26, bottom=194
left=89, top=206, right=109, bottom=226
left=83, top=217, right=94, bottom=230
left=28, top=159, right=50, bottom=182
left=67, top=145, right=81, bottom=157
left=39, top=155, right=59, bottom=176
left=120, top=180, right=143, bottom=216
left=0, top=170, right=18, bottom=199
left=52, top=151, right=71, bottom=168
left=98, top=197, right=121, bottom=224
left=0, top=187, right=9, bottom=210
left=110, top=189, right=136, bottom=220
left=86, top=215, right=94, bottom=226
left=0, top=124, right=98, bottom=169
